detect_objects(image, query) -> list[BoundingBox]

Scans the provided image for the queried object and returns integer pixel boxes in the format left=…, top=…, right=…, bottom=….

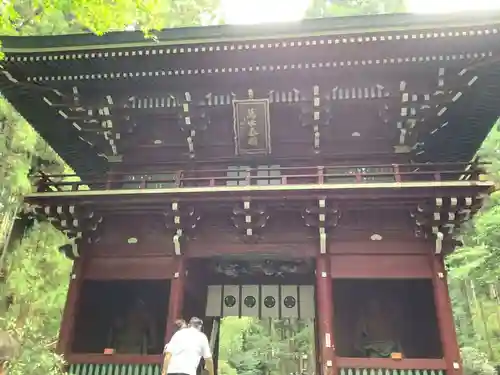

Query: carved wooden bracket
left=302, top=198, right=341, bottom=254
left=299, top=86, right=332, bottom=153
left=34, top=204, right=103, bottom=260
left=178, top=91, right=210, bottom=159
left=163, top=202, right=200, bottom=255
left=411, top=195, right=483, bottom=254
left=231, top=200, right=270, bottom=243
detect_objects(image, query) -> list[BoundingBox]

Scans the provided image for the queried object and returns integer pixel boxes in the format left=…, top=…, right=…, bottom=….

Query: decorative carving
left=224, top=295, right=236, bottom=307
left=205, top=284, right=315, bottom=319
left=233, top=90, right=271, bottom=155
left=283, top=296, right=296, bottom=308
left=244, top=296, right=256, bottom=308
left=33, top=204, right=103, bottom=260
left=178, top=92, right=210, bottom=159
left=163, top=202, right=200, bottom=255
left=302, top=199, right=341, bottom=254
left=263, top=296, right=276, bottom=308
left=214, top=258, right=313, bottom=278
left=299, top=85, right=333, bottom=153
left=231, top=200, right=269, bottom=243
left=411, top=196, right=483, bottom=254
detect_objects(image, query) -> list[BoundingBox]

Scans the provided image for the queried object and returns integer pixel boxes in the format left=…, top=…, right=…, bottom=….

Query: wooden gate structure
left=1, top=11, right=499, bottom=375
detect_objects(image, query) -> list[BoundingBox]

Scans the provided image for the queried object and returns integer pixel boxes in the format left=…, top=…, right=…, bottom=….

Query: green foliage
left=462, top=347, right=497, bottom=375
left=448, top=124, right=500, bottom=368
left=0, top=1, right=220, bottom=374
left=0, top=0, right=220, bottom=38
left=1, top=0, right=499, bottom=374
left=0, top=222, right=70, bottom=375
left=448, top=127, right=500, bottom=283
left=218, top=317, right=316, bottom=375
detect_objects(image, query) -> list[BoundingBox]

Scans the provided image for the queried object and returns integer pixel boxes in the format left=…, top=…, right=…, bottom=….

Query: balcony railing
left=32, top=162, right=484, bottom=193
left=68, top=363, right=161, bottom=375
left=339, top=368, right=446, bottom=375
left=66, top=358, right=446, bottom=375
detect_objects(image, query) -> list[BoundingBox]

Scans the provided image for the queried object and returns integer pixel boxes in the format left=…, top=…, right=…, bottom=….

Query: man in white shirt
left=162, top=317, right=214, bottom=375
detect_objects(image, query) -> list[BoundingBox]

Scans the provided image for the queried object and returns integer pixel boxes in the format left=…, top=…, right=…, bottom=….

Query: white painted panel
left=226, top=166, right=239, bottom=186
left=261, top=285, right=279, bottom=318
left=281, top=285, right=299, bottom=318
left=257, top=165, right=269, bottom=186
left=206, top=285, right=222, bottom=317
left=241, top=285, right=259, bottom=317
left=299, top=285, right=315, bottom=319
left=269, top=165, right=281, bottom=185
left=222, top=285, right=240, bottom=317
left=238, top=167, right=249, bottom=186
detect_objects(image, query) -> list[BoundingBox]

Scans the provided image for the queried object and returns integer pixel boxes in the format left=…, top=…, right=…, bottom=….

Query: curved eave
left=2, top=11, right=500, bottom=53
left=1, top=12, right=500, bottom=171
left=416, top=63, right=500, bottom=163
left=0, top=79, right=108, bottom=176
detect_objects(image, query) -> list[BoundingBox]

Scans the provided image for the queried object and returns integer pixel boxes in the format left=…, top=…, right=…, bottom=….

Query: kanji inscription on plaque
left=233, top=99, right=271, bottom=155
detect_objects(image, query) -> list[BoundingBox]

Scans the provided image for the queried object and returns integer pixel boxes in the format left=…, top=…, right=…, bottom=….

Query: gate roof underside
left=1, top=11, right=500, bottom=175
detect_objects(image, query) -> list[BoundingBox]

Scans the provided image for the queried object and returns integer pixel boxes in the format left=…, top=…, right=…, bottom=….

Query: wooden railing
left=337, top=358, right=447, bottom=375
left=68, top=363, right=161, bottom=375
left=33, top=162, right=484, bottom=193
left=66, top=359, right=446, bottom=375
left=339, top=369, right=446, bottom=375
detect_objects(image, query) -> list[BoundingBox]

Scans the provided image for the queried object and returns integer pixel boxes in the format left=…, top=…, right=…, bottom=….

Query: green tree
left=0, top=1, right=220, bottom=374
left=448, top=125, right=500, bottom=368
left=219, top=317, right=315, bottom=375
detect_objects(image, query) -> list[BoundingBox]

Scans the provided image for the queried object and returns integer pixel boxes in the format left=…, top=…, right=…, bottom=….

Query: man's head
left=188, top=317, right=203, bottom=330
left=175, top=319, right=187, bottom=330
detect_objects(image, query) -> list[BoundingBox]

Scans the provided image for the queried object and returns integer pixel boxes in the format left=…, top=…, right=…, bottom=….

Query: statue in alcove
left=107, top=299, right=157, bottom=354
left=354, top=297, right=402, bottom=358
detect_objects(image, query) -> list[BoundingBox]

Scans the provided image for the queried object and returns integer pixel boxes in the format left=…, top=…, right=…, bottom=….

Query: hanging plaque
left=233, top=99, right=271, bottom=155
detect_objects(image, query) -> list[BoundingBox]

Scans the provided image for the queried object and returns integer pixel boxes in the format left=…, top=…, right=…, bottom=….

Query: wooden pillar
left=430, top=254, right=462, bottom=375
left=316, top=254, right=336, bottom=375
left=56, top=257, right=85, bottom=355
left=165, top=257, right=186, bottom=341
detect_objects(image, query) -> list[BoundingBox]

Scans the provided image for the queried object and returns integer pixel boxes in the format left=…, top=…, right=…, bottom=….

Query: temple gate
left=0, top=10, right=499, bottom=375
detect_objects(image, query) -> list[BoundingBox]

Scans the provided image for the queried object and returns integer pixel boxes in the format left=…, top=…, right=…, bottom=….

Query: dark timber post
left=57, top=257, right=85, bottom=355
left=430, top=253, right=462, bottom=375
left=165, top=256, right=186, bottom=341
left=316, top=254, right=336, bottom=375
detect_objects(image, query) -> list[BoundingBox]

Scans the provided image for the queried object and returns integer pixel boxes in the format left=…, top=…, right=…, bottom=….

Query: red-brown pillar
left=430, top=254, right=462, bottom=375
left=57, top=257, right=85, bottom=355
left=165, top=257, right=186, bottom=341
left=316, top=254, right=336, bottom=375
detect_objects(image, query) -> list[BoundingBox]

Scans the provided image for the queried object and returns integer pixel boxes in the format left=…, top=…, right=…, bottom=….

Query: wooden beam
left=57, top=257, right=85, bottom=355
left=24, top=180, right=494, bottom=199
left=430, top=253, right=462, bottom=375
left=316, top=254, right=336, bottom=375
left=165, top=257, right=186, bottom=342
